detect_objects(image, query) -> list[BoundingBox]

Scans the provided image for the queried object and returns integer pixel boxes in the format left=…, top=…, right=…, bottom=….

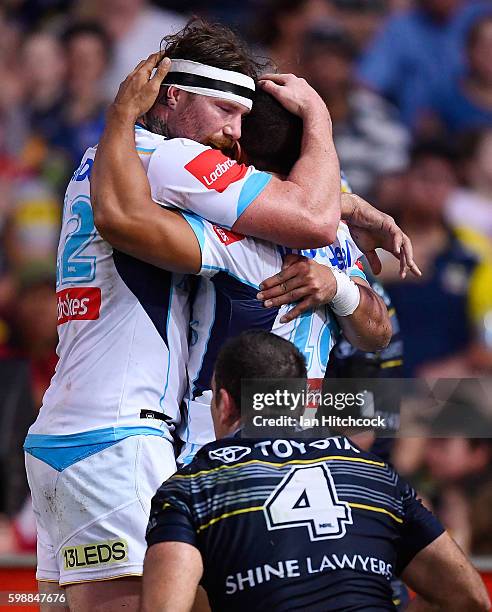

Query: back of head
left=162, top=18, right=262, bottom=80
left=214, top=331, right=307, bottom=408
left=241, top=88, right=303, bottom=175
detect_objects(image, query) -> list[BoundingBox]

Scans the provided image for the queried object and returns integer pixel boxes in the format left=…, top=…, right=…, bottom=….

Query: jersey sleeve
left=181, top=211, right=277, bottom=289
left=394, top=476, right=445, bottom=575
left=148, top=139, right=272, bottom=229
left=146, top=473, right=198, bottom=549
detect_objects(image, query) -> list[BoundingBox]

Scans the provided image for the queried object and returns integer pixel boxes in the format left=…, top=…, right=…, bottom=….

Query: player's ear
left=218, top=389, right=239, bottom=427
left=166, top=85, right=181, bottom=110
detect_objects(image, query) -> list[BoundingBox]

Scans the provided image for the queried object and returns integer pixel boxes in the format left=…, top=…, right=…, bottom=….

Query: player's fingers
left=257, top=79, right=283, bottom=96
left=258, top=274, right=307, bottom=302
left=365, top=250, right=382, bottom=276
left=264, top=286, right=311, bottom=309
left=280, top=297, right=313, bottom=323
left=259, top=263, right=302, bottom=291
left=400, top=250, right=407, bottom=279
left=152, top=56, right=171, bottom=81
left=401, top=234, right=422, bottom=277
left=259, top=73, right=290, bottom=85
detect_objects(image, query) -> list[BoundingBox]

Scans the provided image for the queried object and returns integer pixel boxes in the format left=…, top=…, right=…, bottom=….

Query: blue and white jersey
left=26, top=128, right=190, bottom=448
left=179, top=218, right=366, bottom=462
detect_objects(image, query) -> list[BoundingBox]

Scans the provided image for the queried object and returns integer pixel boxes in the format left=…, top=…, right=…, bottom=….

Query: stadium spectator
left=446, top=129, right=492, bottom=241
left=253, top=0, right=333, bottom=72
left=49, top=22, right=112, bottom=171
left=301, top=22, right=409, bottom=198
left=379, top=140, right=492, bottom=377
left=87, top=0, right=186, bottom=97
left=143, top=331, right=490, bottom=612
left=328, top=0, right=390, bottom=53
left=357, top=0, right=492, bottom=129
left=422, top=396, right=492, bottom=554
left=429, top=14, right=492, bottom=135
left=20, top=31, right=66, bottom=156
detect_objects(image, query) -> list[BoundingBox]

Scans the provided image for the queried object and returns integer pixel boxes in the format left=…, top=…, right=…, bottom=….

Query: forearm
left=336, top=284, right=392, bottom=352
left=141, top=543, right=202, bottom=612
left=288, top=107, right=341, bottom=241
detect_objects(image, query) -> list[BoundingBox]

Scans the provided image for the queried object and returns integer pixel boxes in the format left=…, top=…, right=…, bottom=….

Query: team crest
left=209, top=446, right=251, bottom=464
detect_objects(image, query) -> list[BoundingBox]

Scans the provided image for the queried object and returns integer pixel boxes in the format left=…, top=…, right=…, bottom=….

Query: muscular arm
left=141, top=542, right=203, bottom=612
left=258, top=257, right=391, bottom=352
left=336, top=277, right=392, bottom=352
left=233, top=79, right=340, bottom=246
left=92, top=111, right=201, bottom=273
left=402, top=532, right=490, bottom=612
left=92, top=58, right=340, bottom=251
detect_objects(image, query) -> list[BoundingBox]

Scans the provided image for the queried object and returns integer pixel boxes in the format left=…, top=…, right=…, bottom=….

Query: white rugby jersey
left=27, top=126, right=274, bottom=447
left=178, top=217, right=366, bottom=461
left=146, top=133, right=273, bottom=229
left=28, top=128, right=191, bottom=441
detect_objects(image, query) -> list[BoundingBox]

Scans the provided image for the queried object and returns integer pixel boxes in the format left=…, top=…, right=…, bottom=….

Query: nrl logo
left=209, top=446, right=251, bottom=464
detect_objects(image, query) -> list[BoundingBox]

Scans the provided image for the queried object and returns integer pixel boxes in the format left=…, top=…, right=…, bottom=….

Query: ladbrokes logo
left=212, top=225, right=244, bottom=246
left=185, top=149, right=248, bottom=193
left=62, top=539, right=128, bottom=570
left=57, top=287, right=101, bottom=325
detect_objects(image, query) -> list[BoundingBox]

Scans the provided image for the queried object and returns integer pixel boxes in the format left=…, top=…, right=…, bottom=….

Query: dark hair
left=241, top=88, right=302, bottom=175
left=302, top=22, right=358, bottom=61
left=254, top=0, right=309, bottom=48
left=61, top=21, right=112, bottom=62
left=161, top=18, right=263, bottom=80
left=214, top=331, right=307, bottom=409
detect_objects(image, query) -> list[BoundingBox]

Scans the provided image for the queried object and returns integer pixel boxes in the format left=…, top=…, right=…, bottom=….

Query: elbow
left=92, top=201, right=127, bottom=247
left=296, top=209, right=340, bottom=248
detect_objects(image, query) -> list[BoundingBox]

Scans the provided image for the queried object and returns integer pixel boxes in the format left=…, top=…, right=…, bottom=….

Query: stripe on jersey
left=112, top=249, right=173, bottom=346
left=192, top=271, right=279, bottom=398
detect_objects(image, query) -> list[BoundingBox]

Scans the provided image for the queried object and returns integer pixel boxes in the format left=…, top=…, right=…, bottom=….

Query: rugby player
left=143, top=331, right=490, bottom=612
left=24, top=19, right=415, bottom=611
left=91, top=68, right=398, bottom=466
left=25, top=20, right=353, bottom=612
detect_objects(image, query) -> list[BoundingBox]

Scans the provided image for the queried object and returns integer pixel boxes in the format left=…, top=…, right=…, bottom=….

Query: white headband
left=163, top=59, right=255, bottom=110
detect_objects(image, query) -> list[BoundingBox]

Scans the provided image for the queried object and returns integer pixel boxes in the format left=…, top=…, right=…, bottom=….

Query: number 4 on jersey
left=264, top=465, right=352, bottom=540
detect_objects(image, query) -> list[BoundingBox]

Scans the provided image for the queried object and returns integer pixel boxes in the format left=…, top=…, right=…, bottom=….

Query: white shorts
left=25, top=435, right=176, bottom=586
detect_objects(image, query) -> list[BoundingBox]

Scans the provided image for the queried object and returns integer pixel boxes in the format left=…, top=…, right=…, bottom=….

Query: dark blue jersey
left=147, top=434, right=443, bottom=611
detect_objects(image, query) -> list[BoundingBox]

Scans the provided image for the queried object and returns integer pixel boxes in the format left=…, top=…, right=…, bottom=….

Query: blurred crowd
left=0, top=0, right=492, bottom=560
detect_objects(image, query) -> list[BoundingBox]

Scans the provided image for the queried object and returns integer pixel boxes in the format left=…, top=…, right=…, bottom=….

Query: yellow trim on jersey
left=348, top=502, right=403, bottom=524
left=59, top=572, right=142, bottom=586
left=195, top=500, right=403, bottom=533
left=388, top=308, right=396, bottom=317
left=173, top=455, right=386, bottom=480
left=197, top=506, right=264, bottom=533
left=37, top=579, right=60, bottom=583
left=380, top=359, right=403, bottom=369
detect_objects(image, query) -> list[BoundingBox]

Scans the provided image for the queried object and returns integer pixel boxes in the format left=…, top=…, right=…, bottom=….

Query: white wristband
left=330, top=268, right=360, bottom=316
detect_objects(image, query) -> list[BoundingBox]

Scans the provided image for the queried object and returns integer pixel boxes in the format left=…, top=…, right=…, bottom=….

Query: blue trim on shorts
left=237, top=172, right=272, bottom=218
left=24, top=426, right=166, bottom=472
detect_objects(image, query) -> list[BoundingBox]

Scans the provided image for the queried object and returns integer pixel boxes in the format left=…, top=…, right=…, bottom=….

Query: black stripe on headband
left=163, top=72, right=254, bottom=101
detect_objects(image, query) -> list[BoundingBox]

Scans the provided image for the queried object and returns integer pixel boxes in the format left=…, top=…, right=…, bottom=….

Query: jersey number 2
left=264, top=464, right=352, bottom=540
left=59, top=196, right=97, bottom=285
